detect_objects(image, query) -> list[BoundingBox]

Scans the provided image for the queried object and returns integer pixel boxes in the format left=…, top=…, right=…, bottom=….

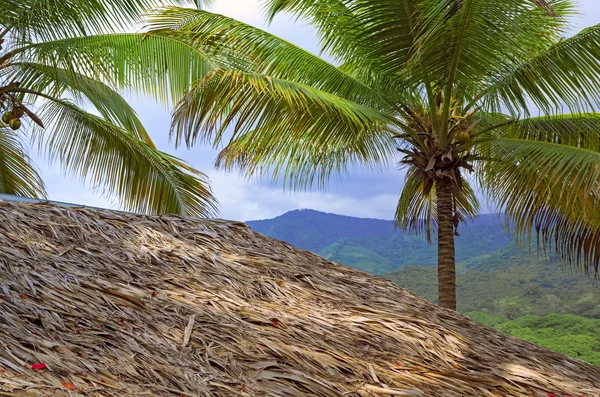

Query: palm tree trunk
left=437, top=177, right=456, bottom=310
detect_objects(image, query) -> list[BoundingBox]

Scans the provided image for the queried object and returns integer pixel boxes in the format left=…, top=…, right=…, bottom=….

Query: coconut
left=2, top=112, right=13, bottom=124
left=9, top=118, right=21, bottom=130
left=456, top=130, right=470, bottom=144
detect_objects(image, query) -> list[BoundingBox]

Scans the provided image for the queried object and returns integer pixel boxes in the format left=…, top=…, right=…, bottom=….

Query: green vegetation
left=0, top=0, right=217, bottom=216
left=249, top=210, right=511, bottom=274
left=467, top=313, right=600, bottom=366
left=385, top=244, right=600, bottom=319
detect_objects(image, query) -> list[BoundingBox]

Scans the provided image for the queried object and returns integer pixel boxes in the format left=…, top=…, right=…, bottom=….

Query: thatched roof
left=0, top=201, right=598, bottom=397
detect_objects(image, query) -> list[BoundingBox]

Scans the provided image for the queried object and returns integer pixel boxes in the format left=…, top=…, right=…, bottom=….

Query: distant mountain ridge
left=247, top=209, right=397, bottom=251
left=247, top=209, right=511, bottom=274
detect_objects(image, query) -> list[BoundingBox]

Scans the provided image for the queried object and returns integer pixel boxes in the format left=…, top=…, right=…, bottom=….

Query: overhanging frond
left=0, top=0, right=193, bottom=42
left=479, top=137, right=600, bottom=273
left=415, top=0, right=572, bottom=106
left=480, top=24, right=600, bottom=115
left=9, top=62, right=155, bottom=147
left=33, top=99, right=217, bottom=217
left=172, top=68, right=398, bottom=189
left=144, top=7, right=394, bottom=108
left=501, top=113, right=600, bottom=151
left=0, top=127, right=46, bottom=198
left=22, top=33, right=215, bottom=105
left=263, top=0, right=425, bottom=100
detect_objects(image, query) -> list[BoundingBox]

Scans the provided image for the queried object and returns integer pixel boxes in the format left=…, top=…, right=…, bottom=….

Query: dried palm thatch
left=0, top=201, right=598, bottom=397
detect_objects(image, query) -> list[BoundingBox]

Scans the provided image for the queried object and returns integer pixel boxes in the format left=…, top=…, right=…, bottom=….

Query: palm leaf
left=0, top=126, right=46, bottom=198
left=263, top=0, right=434, bottom=105
left=0, top=0, right=193, bottom=42
left=21, top=33, right=215, bottom=105
left=414, top=0, right=573, bottom=144
left=264, top=0, right=419, bottom=76
left=501, top=113, right=600, bottom=151
left=8, top=62, right=155, bottom=147
left=415, top=0, right=571, bottom=89
left=33, top=99, right=217, bottom=217
left=172, top=68, right=398, bottom=189
left=479, top=137, right=600, bottom=273
left=144, top=7, right=394, bottom=108
left=480, top=24, right=600, bottom=115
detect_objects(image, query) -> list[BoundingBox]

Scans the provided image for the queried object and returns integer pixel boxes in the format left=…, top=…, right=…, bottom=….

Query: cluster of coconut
left=455, top=129, right=470, bottom=144
left=2, top=106, right=24, bottom=130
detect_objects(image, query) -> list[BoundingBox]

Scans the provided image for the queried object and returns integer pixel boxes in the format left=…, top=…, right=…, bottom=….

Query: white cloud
left=211, top=0, right=264, bottom=24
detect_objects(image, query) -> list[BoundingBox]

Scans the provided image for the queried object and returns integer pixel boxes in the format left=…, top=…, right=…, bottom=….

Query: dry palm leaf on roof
left=0, top=201, right=598, bottom=397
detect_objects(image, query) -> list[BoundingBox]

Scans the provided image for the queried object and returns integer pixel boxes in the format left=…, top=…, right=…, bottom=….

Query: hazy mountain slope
left=247, top=209, right=397, bottom=252
left=385, top=244, right=600, bottom=318
left=247, top=210, right=512, bottom=274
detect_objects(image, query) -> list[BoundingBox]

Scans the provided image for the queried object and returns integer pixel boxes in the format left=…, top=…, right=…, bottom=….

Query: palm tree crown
left=0, top=0, right=217, bottom=216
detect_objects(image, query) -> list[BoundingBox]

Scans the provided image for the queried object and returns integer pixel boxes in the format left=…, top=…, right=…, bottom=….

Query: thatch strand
left=0, top=201, right=598, bottom=396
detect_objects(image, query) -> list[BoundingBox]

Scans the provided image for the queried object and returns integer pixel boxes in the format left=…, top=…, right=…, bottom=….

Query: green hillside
left=385, top=243, right=600, bottom=318
left=467, top=313, right=600, bottom=366
left=248, top=210, right=512, bottom=274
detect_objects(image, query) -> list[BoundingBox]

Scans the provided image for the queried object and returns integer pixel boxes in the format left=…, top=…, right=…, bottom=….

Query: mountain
left=246, top=209, right=396, bottom=252
left=248, top=209, right=512, bottom=274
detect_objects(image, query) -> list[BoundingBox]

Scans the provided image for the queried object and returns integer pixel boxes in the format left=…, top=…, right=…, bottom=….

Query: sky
left=30, top=0, right=600, bottom=222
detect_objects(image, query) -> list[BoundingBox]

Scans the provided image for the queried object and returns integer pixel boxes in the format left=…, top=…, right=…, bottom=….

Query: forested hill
left=247, top=209, right=511, bottom=274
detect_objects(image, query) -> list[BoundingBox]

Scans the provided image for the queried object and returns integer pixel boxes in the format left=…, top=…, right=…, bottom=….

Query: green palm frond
left=9, top=62, right=155, bottom=147
left=0, top=127, right=46, bottom=198
left=264, top=0, right=421, bottom=82
left=144, top=7, right=395, bottom=108
left=414, top=0, right=573, bottom=145
left=396, top=166, right=479, bottom=242
left=480, top=24, right=600, bottom=115
left=172, top=68, right=397, bottom=189
left=479, top=137, right=600, bottom=272
left=33, top=99, right=217, bottom=217
left=0, top=0, right=193, bottom=42
left=416, top=0, right=570, bottom=90
left=500, top=113, right=600, bottom=151
left=215, top=127, right=388, bottom=191
left=22, top=33, right=215, bottom=105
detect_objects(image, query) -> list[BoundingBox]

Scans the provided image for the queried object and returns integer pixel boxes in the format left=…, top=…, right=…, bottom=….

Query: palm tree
left=0, top=0, right=218, bottom=216
left=74, top=1, right=599, bottom=310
